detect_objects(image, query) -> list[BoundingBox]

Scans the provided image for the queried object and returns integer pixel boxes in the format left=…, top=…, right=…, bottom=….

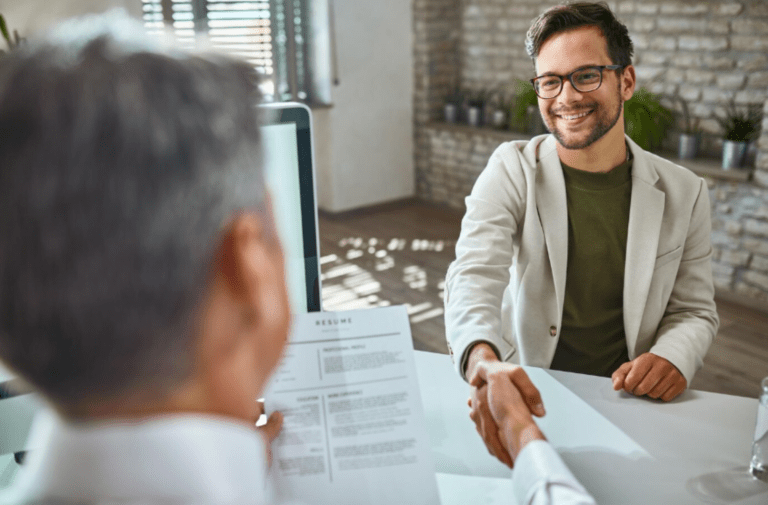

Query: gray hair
left=0, top=15, right=266, bottom=408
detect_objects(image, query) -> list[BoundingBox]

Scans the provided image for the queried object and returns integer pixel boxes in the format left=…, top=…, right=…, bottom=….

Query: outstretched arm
left=470, top=363, right=595, bottom=505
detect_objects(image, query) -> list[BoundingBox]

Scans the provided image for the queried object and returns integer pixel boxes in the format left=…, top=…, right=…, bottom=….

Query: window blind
left=141, top=0, right=329, bottom=103
left=141, top=0, right=274, bottom=96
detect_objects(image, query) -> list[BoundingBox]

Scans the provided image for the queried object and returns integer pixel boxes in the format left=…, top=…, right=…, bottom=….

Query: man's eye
left=540, top=78, right=560, bottom=89
left=575, top=71, right=600, bottom=83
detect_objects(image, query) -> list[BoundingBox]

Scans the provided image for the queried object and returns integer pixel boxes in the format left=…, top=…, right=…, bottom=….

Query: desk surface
left=2, top=352, right=767, bottom=503
left=414, top=350, right=768, bottom=505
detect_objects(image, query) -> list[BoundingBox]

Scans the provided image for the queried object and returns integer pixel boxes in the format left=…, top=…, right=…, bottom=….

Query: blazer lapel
left=534, top=136, right=568, bottom=324
left=623, top=137, right=665, bottom=356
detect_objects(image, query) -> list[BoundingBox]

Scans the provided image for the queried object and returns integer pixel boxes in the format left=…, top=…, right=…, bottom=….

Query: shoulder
left=471, top=135, right=552, bottom=202
left=630, top=142, right=706, bottom=198
left=489, top=134, right=552, bottom=170
left=467, top=134, right=555, bottom=211
left=644, top=150, right=702, bottom=185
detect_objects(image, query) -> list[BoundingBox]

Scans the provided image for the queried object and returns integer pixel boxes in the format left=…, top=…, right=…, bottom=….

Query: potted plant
left=715, top=101, right=762, bottom=170
left=508, top=79, right=543, bottom=134
left=0, top=14, right=24, bottom=55
left=485, top=90, right=508, bottom=130
left=466, top=89, right=488, bottom=127
left=443, top=89, right=464, bottom=124
left=675, top=96, right=702, bottom=160
left=623, top=88, right=674, bottom=152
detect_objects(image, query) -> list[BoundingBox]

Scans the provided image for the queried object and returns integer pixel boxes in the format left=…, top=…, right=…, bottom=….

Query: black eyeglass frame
left=530, top=65, right=625, bottom=99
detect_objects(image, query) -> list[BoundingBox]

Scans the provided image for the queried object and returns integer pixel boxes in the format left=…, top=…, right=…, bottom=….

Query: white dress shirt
left=1, top=413, right=593, bottom=505
left=0, top=413, right=280, bottom=504
left=513, top=441, right=595, bottom=505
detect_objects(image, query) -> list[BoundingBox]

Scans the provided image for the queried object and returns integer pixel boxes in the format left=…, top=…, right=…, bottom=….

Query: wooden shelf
left=424, top=121, right=532, bottom=142
left=424, top=122, right=754, bottom=183
left=659, top=151, right=752, bottom=183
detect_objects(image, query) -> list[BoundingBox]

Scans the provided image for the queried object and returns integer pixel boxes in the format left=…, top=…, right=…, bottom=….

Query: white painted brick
left=742, top=271, right=768, bottom=292
left=660, top=2, right=709, bottom=15
left=716, top=73, right=747, bottom=90
left=732, top=36, right=768, bottom=52
left=679, top=87, right=701, bottom=102
left=635, top=66, right=665, bottom=81
left=702, top=55, right=734, bottom=71
left=720, top=249, right=751, bottom=267
left=724, top=220, right=743, bottom=236
left=746, top=219, right=768, bottom=238
left=636, top=4, right=659, bottom=15
left=716, top=3, right=744, bottom=16
left=650, top=37, right=677, bottom=51
left=737, top=54, right=768, bottom=72
left=658, top=18, right=706, bottom=33
left=748, top=72, right=768, bottom=89
left=678, top=36, right=728, bottom=51
left=735, top=89, right=767, bottom=105
left=686, top=69, right=716, bottom=85
left=734, top=282, right=768, bottom=300
left=711, top=262, right=736, bottom=277
left=732, top=19, right=768, bottom=34
left=752, top=255, right=768, bottom=273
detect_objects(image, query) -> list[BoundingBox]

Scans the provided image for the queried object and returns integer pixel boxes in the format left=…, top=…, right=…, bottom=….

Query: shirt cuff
left=512, top=440, right=594, bottom=505
left=459, top=339, right=501, bottom=381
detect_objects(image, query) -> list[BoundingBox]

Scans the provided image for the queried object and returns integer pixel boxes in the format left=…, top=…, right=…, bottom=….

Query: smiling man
left=444, top=2, right=718, bottom=469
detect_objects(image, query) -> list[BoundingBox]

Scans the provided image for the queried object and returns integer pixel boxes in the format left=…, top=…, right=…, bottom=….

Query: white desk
left=415, top=350, right=768, bottom=504
left=1, top=352, right=767, bottom=503
left=0, top=365, right=13, bottom=384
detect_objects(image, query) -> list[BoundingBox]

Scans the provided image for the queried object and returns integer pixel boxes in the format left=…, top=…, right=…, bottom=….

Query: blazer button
left=549, top=325, right=557, bottom=337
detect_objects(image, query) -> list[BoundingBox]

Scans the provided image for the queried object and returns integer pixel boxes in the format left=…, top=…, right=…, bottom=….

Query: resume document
left=264, top=306, right=441, bottom=505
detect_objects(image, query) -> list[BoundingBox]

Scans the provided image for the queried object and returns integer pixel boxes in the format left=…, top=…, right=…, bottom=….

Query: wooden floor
left=318, top=200, right=768, bottom=399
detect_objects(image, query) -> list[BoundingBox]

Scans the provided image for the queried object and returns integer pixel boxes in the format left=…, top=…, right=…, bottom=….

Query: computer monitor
left=258, top=102, right=322, bottom=313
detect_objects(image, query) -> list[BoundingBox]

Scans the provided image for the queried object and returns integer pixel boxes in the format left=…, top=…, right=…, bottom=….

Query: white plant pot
left=722, top=140, right=749, bottom=170
left=678, top=133, right=700, bottom=160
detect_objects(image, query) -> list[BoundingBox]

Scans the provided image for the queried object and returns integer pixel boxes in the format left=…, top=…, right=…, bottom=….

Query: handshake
left=467, top=358, right=548, bottom=468
left=466, top=342, right=687, bottom=468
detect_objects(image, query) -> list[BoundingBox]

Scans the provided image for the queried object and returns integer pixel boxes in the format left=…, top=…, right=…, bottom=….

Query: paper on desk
left=435, top=472, right=513, bottom=505
left=415, top=352, right=649, bottom=481
left=264, top=306, right=441, bottom=505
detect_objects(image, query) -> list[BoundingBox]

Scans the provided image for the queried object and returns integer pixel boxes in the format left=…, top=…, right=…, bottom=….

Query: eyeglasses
left=530, top=65, right=624, bottom=99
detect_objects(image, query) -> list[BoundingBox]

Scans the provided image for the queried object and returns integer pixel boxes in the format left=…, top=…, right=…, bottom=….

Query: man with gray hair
left=0, top=15, right=291, bottom=503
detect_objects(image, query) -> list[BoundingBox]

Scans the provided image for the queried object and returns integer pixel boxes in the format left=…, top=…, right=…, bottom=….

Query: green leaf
left=623, top=88, right=674, bottom=151
left=0, top=15, right=11, bottom=50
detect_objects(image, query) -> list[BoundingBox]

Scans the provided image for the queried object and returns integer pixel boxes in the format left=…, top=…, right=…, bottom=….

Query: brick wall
left=413, top=0, right=462, bottom=199
left=413, top=0, right=768, bottom=180
left=458, top=0, right=768, bottom=159
left=709, top=180, right=768, bottom=303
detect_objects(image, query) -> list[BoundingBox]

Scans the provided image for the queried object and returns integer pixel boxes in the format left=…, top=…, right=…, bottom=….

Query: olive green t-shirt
left=549, top=156, right=633, bottom=377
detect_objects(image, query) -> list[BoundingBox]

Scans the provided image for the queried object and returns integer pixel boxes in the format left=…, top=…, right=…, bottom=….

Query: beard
left=543, top=80, right=623, bottom=150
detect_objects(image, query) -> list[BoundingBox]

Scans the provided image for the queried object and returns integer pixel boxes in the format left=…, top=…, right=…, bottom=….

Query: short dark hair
left=525, top=2, right=633, bottom=68
left=0, top=18, right=266, bottom=408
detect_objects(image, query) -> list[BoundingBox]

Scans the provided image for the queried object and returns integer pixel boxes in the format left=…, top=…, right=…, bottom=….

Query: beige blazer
left=444, top=134, right=719, bottom=385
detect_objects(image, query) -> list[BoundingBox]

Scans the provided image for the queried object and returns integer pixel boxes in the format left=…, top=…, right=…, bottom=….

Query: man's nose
left=558, top=79, right=585, bottom=102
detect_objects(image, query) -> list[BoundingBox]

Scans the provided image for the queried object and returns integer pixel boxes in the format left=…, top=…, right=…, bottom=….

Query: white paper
left=264, top=306, right=441, bottom=505
left=435, top=472, right=513, bottom=505
left=414, top=352, right=649, bottom=481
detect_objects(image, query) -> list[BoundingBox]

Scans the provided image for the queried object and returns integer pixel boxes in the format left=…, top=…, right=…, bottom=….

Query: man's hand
left=255, top=400, right=283, bottom=465
left=612, top=353, right=687, bottom=401
left=465, top=344, right=545, bottom=467
left=470, top=361, right=546, bottom=464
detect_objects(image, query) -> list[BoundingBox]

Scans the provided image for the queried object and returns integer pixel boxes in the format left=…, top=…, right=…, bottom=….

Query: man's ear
left=214, top=211, right=289, bottom=337
left=621, top=65, right=636, bottom=102
left=215, top=212, right=271, bottom=309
